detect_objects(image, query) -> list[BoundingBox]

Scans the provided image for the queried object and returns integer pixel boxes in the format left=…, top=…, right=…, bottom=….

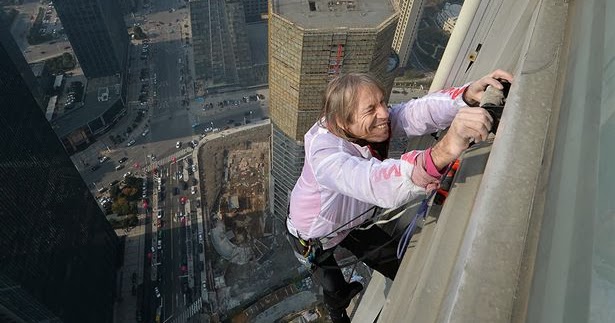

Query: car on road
left=99, top=156, right=110, bottom=163
left=154, top=287, right=161, bottom=298
left=157, top=240, right=162, bottom=250
left=196, top=199, right=201, bottom=208
left=157, top=210, right=163, bottom=219
left=180, top=196, right=187, bottom=204
left=142, top=129, right=149, bottom=136
left=175, top=141, right=181, bottom=148
left=119, top=157, right=128, bottom=164
left=191, top=186, right=196, bottom=195
left=173, top=187, right=179, bottom=196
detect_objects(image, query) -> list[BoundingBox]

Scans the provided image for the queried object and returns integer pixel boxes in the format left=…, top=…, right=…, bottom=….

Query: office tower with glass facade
left=0, top=26, right=119, bottom=323
left=241, top=0, right=267, bottom=22
left=54, top=0, right=129, bottom=78
left=269, top=0, right=399, bottom=219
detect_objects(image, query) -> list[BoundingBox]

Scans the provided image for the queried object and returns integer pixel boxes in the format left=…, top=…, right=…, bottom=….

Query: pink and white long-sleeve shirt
left=287, top=85, right=470, bottom=249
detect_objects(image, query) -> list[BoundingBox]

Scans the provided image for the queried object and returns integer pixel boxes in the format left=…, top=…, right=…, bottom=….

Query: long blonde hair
left=319, top=73, right=386, bottom=141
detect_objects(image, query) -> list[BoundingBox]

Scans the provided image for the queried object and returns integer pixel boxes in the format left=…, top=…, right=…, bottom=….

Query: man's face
left=344, top=85, right=390, bottom=142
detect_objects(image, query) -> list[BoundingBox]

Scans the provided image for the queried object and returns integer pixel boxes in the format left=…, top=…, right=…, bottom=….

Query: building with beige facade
left=391, top=0, right=426, bottom=68
left=269, top=0, right=399, bottom=219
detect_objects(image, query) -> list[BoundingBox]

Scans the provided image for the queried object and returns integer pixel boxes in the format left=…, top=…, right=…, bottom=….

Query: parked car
left=154, top=287, right=161, bottom=298
left=109, top=180, right=120, bottom=186
left=91, top=165, right=100, bottom=171
left=175, top=141, right=181, bottom=148
left=119, top=157, right=128, bottom=164
left=99, top=156, right=110, bottom=163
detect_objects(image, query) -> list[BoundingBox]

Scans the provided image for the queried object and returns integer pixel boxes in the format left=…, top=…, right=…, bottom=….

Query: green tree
left=109, top=185, right=120, bottom=199
left=112, top=197, right=131, bottom=215
left=122, top=187, right=138, bottom=200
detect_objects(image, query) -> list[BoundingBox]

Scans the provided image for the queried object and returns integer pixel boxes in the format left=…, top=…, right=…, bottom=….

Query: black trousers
left=313, top=225, right=400, bottom=315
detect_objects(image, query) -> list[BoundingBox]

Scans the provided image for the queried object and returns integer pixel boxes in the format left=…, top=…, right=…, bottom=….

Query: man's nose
left=376, top=103, right=389, bottom=119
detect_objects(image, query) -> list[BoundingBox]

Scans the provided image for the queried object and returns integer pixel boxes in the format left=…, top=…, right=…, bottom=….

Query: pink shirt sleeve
left=424, top=147, right=447, bottom=178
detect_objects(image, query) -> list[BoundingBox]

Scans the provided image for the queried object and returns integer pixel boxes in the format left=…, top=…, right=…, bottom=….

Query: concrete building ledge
left=357, top=0, right=572, bottom=321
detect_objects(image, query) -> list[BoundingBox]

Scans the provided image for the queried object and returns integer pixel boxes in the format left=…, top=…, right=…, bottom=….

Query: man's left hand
left=463, top=69, right=514, bottom=106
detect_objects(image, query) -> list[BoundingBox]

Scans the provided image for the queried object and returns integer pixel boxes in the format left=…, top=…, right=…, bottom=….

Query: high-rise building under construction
left=268, top=0, right=399, bottom=219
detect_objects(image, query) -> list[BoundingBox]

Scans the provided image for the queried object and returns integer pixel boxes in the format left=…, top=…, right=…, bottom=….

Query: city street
left=72, top=0, right=268, bottom=322
left=7, top=0, right=269, bottom=321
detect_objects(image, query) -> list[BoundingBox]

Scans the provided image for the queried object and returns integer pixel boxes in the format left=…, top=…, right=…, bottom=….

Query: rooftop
left=272, top=0, right=396, bottom=30
left=51, top=75, right=122, bottom=137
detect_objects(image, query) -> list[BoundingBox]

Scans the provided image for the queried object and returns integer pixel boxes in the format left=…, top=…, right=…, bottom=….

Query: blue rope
left=396, top=191, right=435, bottom=259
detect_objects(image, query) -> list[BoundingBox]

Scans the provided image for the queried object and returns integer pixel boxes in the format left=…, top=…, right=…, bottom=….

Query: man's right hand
left=430, top=107, right=493, bottom=169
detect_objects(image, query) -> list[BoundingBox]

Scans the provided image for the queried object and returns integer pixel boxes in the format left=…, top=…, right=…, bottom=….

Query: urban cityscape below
left=5, top=1, right=603, bottom=323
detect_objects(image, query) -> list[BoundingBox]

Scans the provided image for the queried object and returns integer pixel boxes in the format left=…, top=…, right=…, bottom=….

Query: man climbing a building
left=286, top=69, right=513, bottom=322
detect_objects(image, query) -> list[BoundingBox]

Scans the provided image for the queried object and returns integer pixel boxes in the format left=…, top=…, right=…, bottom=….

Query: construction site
left=197, top=124, right=321, bottom=321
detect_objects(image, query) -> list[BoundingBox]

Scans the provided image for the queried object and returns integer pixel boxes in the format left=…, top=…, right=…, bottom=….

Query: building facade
left=241, top=0, right=267, bottom=22
left=269, top=0, right=398, bottom=219
left=0, top=26, right=119, bottom=323
left=190, top=0, right=256, bottom=90
left=392, top=0, right=426, bottom=68
left=54, top=0, right=129, bottom=78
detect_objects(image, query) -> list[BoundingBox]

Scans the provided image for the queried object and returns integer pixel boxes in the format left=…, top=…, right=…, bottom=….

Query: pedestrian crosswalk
left=172, top=298, right=202, bottom=323
left=143, top=148, right=193, bottom=172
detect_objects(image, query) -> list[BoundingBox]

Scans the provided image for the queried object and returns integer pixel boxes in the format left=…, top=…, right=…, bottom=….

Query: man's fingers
left=460, top=120, right=491, bottom=141
left=482, top=77, right=505, bottom=90
left=490, top=69, right=514, bottom=83
left=458, top=107, right=493, bottom=124
left=454, top=108, right=493, bottom=140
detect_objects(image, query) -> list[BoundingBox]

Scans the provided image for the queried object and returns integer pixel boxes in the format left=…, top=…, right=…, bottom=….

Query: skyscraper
left=241, top=0, right=268, bottom=23
left=190, top=0, right=255, bottom=89
left=54, top=0, right=129, bottom=78
left=392, top=0, right=426, bottom=68
left=0, top=25, right=119, bottom=323
left=269, top=0, right=399, bottom=219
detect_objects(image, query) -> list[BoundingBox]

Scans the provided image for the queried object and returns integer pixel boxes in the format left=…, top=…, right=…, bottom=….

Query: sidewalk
left=113, top=214, right=146, bottom=323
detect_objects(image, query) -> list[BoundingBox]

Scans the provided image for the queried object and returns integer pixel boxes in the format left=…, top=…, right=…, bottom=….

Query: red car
left=180, top=196, right=187, bottom=205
